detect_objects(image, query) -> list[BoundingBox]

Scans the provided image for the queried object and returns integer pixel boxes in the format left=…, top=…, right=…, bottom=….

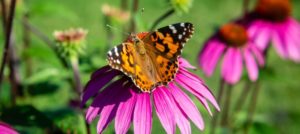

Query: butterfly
left=107, top=22, right=194, bottom=92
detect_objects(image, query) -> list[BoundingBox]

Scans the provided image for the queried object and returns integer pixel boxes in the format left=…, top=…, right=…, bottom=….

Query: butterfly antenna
left=106, top=24, right=130, bottom=36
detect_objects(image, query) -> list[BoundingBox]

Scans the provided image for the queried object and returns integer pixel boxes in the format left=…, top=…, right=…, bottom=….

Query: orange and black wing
left=143, top=22, right=194, bottom=85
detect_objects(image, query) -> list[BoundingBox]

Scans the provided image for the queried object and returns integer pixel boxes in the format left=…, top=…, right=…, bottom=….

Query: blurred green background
left=1, top=0, right=300, bottom=133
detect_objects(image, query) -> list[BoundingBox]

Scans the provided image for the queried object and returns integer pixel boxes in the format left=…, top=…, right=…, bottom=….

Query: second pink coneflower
left=198, top=23, right=265, bottom=84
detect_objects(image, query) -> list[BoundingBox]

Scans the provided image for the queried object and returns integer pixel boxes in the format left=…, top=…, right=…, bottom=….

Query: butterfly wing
left=107, top=43, right=157, bottom=92
left=143, top=22, right=194, bottom=85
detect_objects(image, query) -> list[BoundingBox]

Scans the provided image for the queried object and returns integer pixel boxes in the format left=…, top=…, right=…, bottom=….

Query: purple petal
left=134, top=93, right=152, bottom=134
left=86, top=78, right=128, bottom=123
left=97, top=103, right=118, bottom=133
left=115, top=89, right=137, bottom=134
left=169, top=83, right=204, bottom=130
left=243, top=48, right=259, bottom=81
left=153, top=87, right=176, bottom=134
left=174, top=73, right=219, bottom=114
left=0, top=122, right=18, bottom=134
left=81, top=69, right=120, bottom=106
left=97, top=83, right=132, bottom=133
left=221, top=48, right=243, bottom=84
left=249, top=44, right=265, bottom=66
left=91, top=65, right=112, bottom=79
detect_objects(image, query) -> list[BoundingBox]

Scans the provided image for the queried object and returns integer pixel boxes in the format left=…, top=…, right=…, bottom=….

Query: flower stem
left=244, top=80, right=260, bottom=134
left=243, top=0, right=250, bottom=18
left=70, top=56, right=82, bottom=96
left=121, top=0, right=129, bottom=38
left=234, top=80, right=251, bottom=113
left=129, top=0, right=139, bottom=33
left=220, top=84, right=233, bottom=128
left=150, top=9, right=175, bottom=31
left=210, top=79, right=225, bottom=134
left=22, top=12, right=32, bottom=77
left=0, top=0, right=17, bottom=88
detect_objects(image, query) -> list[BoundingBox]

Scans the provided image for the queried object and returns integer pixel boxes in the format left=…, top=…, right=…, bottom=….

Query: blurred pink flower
left=0, top=121, right=18, bottom=134
left=81, top=58, right=219, bottom=134
left=248, top=0, right=300, bottom=62
left=198, top=23, right=264, bottom=84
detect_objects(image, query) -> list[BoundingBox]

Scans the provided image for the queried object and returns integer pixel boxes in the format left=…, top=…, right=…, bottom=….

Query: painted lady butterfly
left=107, top=22, right=194, bottom=92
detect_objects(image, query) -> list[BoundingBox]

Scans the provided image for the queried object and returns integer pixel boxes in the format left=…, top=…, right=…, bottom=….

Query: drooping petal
left=134, top=93, right=152, bottom=134
left=162, top=87, right=191, bottom=134
left=179, top=57, right=196, bottom=69
left=91, top=65, right=112, bottom=79
left=169, top=83, right=204, bottom=130
left=243, top=47, right=259, bottom=81
left=221, top=48, right=243, bottom=84
left=272, top=25, right=288, bottom=58
left=249, top=43, right=265, bottom=66
left=97, top=103, right=118, bottom=133
left=201, top=42, right=226, bottom=76
left=153, top=87, right=176, bottom=134
left=115, top=89, right=137, bottom=134
left=249, top=21, right=272, bottom=50
left=81, top=69, right=120, bottom=106
left=97, top=83, right=132, bottom=133
left=86, top=78, right=127, bottom=123
left=176, top=70, right=219, bottom=112
left=285, top=20, right=300, bottom=62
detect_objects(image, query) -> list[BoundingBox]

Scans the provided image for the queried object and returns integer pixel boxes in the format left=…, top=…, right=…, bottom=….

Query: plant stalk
left=150, top=9, right=175, bottom=31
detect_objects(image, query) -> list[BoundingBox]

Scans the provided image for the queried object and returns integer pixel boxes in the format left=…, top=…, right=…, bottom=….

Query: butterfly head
left=130, top=33, right=146, bottom=55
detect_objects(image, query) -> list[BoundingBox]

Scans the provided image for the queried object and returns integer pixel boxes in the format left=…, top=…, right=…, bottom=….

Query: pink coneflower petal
left=202, top=42, right=226, bottom=76
left=86, top=78, right=126, bottom=123
left=175, top=72, right=220, bottom=112
left=153, top=87, right=176, bottom=134
left=272, top=25, right=288, bottom=58
left=179, top=58, right=196, bottom=69
left=97, top=102, right=118, bottom=133
left=243, top=48, right=258, bottom=81
left=285, top=20, right=300, bottom=62
left=134, top=93, right=152, bottom=134
left=81, top=69, right=119, bottom=106
left=199, top=39, right=218, bottom=65
left=0, top=122, right=18, bottom=134
left=249, top=21, right=272, bottom=50
left=169, top=83, right=204, bottom=130
left=249, top=44, right=265, bottom=66
left=162, top=87, right=191, bottom=134
left=115, top=89, right=136, bottom=134
left=222, top=48, right=243, bottom=84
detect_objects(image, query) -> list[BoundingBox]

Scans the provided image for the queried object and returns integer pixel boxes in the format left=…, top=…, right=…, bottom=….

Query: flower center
left=219, top=23, right=248, bottom=47
left=255, top=0, right=291, bottom=22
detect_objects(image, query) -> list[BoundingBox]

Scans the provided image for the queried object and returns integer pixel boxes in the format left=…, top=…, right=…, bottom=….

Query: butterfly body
left=107, top=23, right=194, bottom=92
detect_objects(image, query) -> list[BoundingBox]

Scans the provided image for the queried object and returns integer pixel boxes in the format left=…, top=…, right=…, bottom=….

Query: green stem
left=220, top=84, right=233, bottom=128
left=150, top=9, right=175, bottom=31
left=244, top=80, right=260, bottom=134
left=70, top=56, right=82, bottom=96
left=234, top=80, right=252, bottom=113
left=210, top=79, right=226, bottom=134
left=0, top=0, right=17, bottom=88
left=129, top=0, right=139, bottom=33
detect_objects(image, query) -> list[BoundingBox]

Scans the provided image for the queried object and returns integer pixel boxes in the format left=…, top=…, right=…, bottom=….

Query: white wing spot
left=116, top=59, right=121, bottom=64
left=180, top=23, right=185, bottom=27
left=114, top=47, right=119, bottom=56
left=178, top=34, right=182, bottom=39
left=169, top=25, right=177, bottom=34
left=108, top=51, right=112, bottom=56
